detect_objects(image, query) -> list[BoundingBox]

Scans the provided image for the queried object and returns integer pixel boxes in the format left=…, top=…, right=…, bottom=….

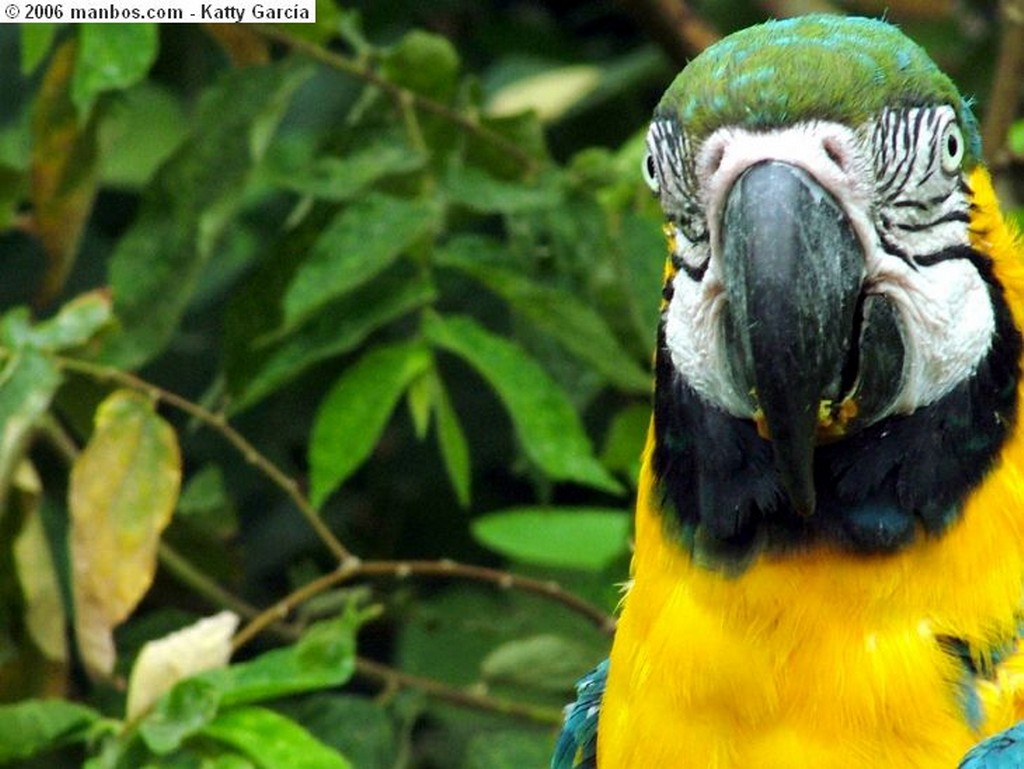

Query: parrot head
left=644, top=16, right=1021, bottom=566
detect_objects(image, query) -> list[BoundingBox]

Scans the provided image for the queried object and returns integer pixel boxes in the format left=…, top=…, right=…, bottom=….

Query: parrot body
left=554, top=15, right=1024, bottom=769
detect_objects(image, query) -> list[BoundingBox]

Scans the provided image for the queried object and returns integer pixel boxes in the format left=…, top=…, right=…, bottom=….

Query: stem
left=233, top=557, right=616, bottom=651
left=983, top=0, right=1024, bottom=164
left=250, top=24, right=542, bottom=175
left=354, top=657, right=564, bottom=726
left=53, top=353, right=613, bottom=725
left=617, top=0, right=719, bottom=67
left=161, top=544, right=564, bottom=726
left=158, top=542, right=265, bottom=620
left=53, top=355, right=353, bottom=564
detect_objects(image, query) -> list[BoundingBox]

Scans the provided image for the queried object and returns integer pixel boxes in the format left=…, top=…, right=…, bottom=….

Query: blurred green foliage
left=0, top=2, right=1017, bottom=766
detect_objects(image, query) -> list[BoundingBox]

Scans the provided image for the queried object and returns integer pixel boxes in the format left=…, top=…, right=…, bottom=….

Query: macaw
left=554, top=14, right=1024, bottom=769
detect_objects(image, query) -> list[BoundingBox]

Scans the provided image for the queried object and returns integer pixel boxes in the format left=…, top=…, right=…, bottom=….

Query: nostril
left=707, top=144, right=726, bottom=176
left=823, top=138, right=846, bottom=171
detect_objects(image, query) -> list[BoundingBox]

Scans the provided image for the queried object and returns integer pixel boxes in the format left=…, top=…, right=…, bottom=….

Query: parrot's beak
left=720, top=161, right=867, bottom=516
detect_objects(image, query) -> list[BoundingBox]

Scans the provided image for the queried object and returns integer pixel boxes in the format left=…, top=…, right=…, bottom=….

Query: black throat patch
left=651, top=249, right=1022, bottom=572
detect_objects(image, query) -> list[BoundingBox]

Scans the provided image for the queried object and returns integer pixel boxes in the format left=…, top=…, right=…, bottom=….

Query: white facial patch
left=877, top=258, right=993, bottom=414
left=651, top=111, right=994, bottom=423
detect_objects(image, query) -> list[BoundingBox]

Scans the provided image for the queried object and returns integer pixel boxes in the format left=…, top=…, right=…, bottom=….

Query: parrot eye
left=940, top=122, right=964, bottom=173
left=642, top=151, right=660, bottom=193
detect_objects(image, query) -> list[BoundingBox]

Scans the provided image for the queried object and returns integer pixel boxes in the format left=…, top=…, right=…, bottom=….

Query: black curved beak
left=721, top=161, right=865, bottom=516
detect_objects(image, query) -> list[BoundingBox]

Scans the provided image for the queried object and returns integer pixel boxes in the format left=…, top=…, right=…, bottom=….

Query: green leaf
left=1010, top=119, right=1024, bottom=157
left=205, top=756, right=258, bottom=769
left=139, top=611, right=362, bottom=754
left=462, top=730, right=553, bottom=769
left=423, top=313, right=621, bottom=493
left=98, top=83, right=188, bottom=189
left=601, top=403, right=650, bottom=481
left=72, top=24, right=159, bottom=116
left=232, top=269, right=434, bottom=413
left=275, top=694, right=398, bottom=769
left=0, top=699, right=99, bottom=763
left=101, top=61, right=311, bottom=369
left=140, top=677, right=223, bottom=755
left=396, top=584, right=611, bottom=718
left=0, top=291, right=112, bottom=352
left=309, top=342, right=433, bottom=507
left=178, top=464, right=237, bottom=539
left=406, top=370, right=433, bottom=440
left=465, top=111, right=547, bottom=178
left=380, top=29, right=459, bottom=101
left=274, top=139, right=425, bottom=202
left=472, top=506, right=630, bottom=570
left=616, top=211, right=665, bottom=350
left=282, top=193, right=438, bottom=331
left=0, top=348, right=62, bottom=512
left=0, top=163, right=25, bottom=231
left=206, top=610, right=360, bottom=707
left=442, top=166, right=561, bottom=214
left=433, top=372, right=471, bottom=507
left=20, top=24, right=60, bottom=75
left=203, top=707, right=352, bottom=769
left=437, top=236, right=650, bottom=393
left=280, top=0, right=342, bottom=44
left=480, top=634, right=599, bottom=692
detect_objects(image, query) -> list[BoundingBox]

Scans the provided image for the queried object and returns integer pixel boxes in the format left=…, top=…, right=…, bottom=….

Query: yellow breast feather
left=599, top=166, right=1024, bottom=768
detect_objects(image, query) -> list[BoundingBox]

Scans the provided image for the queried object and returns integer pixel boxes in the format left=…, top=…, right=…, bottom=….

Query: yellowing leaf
left=13, top=462, right=68, bottom=664
left=488, top=65, right=601, bottom=122
left=30, top=40, right=100, bottom=306
left=69, top=389, right=181, bottom=679
left=127, top=611, right=239, bottom=720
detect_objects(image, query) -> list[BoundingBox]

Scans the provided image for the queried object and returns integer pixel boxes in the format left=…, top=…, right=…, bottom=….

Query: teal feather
left=551, top=659, right=607, bottom=769
left=960, top=723, right=1024, bottom=768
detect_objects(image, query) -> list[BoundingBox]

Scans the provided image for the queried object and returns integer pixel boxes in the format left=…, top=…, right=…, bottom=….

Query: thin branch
left=54, top=351, right=613, bottom=727
left=160, top=544, right=564, bottom=725
left=356, top=560, right=618, bottom=635
left=53, top=355, right=353, bottom=564
left=617, top=0, right=719, bottom=67
left=37, top=412, right=80, bottom=464
left=158, top=542, right=266, bottom=620
left=983, top=0, right=1024, bottom=164
left=53, top=354, right=614, bottom=645
left=233, top=558, right=615, bottom=651
left=249, top=24, right=542, bottom=175
left=354, top=657, right=564, bottom=726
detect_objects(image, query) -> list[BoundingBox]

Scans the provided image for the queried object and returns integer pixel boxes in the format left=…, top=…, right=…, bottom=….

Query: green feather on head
left=655, top=15, right=981, bottom=164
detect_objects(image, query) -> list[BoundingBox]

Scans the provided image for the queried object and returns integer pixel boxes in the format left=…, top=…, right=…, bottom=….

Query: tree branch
left=54, top=353, right=609, bottom=725
left=617, top=0, right=719, bottom=68
left=54, top=355, right=353, bottom=564
left=233, top=557, right=616, bottom=650
left=354, top=657, right=564, bottom=725
left=250, top=24, right=542, bottom=174
left=983, top=0, right=1024, bottom=165
left=159, top=543, right=565, bottom=726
